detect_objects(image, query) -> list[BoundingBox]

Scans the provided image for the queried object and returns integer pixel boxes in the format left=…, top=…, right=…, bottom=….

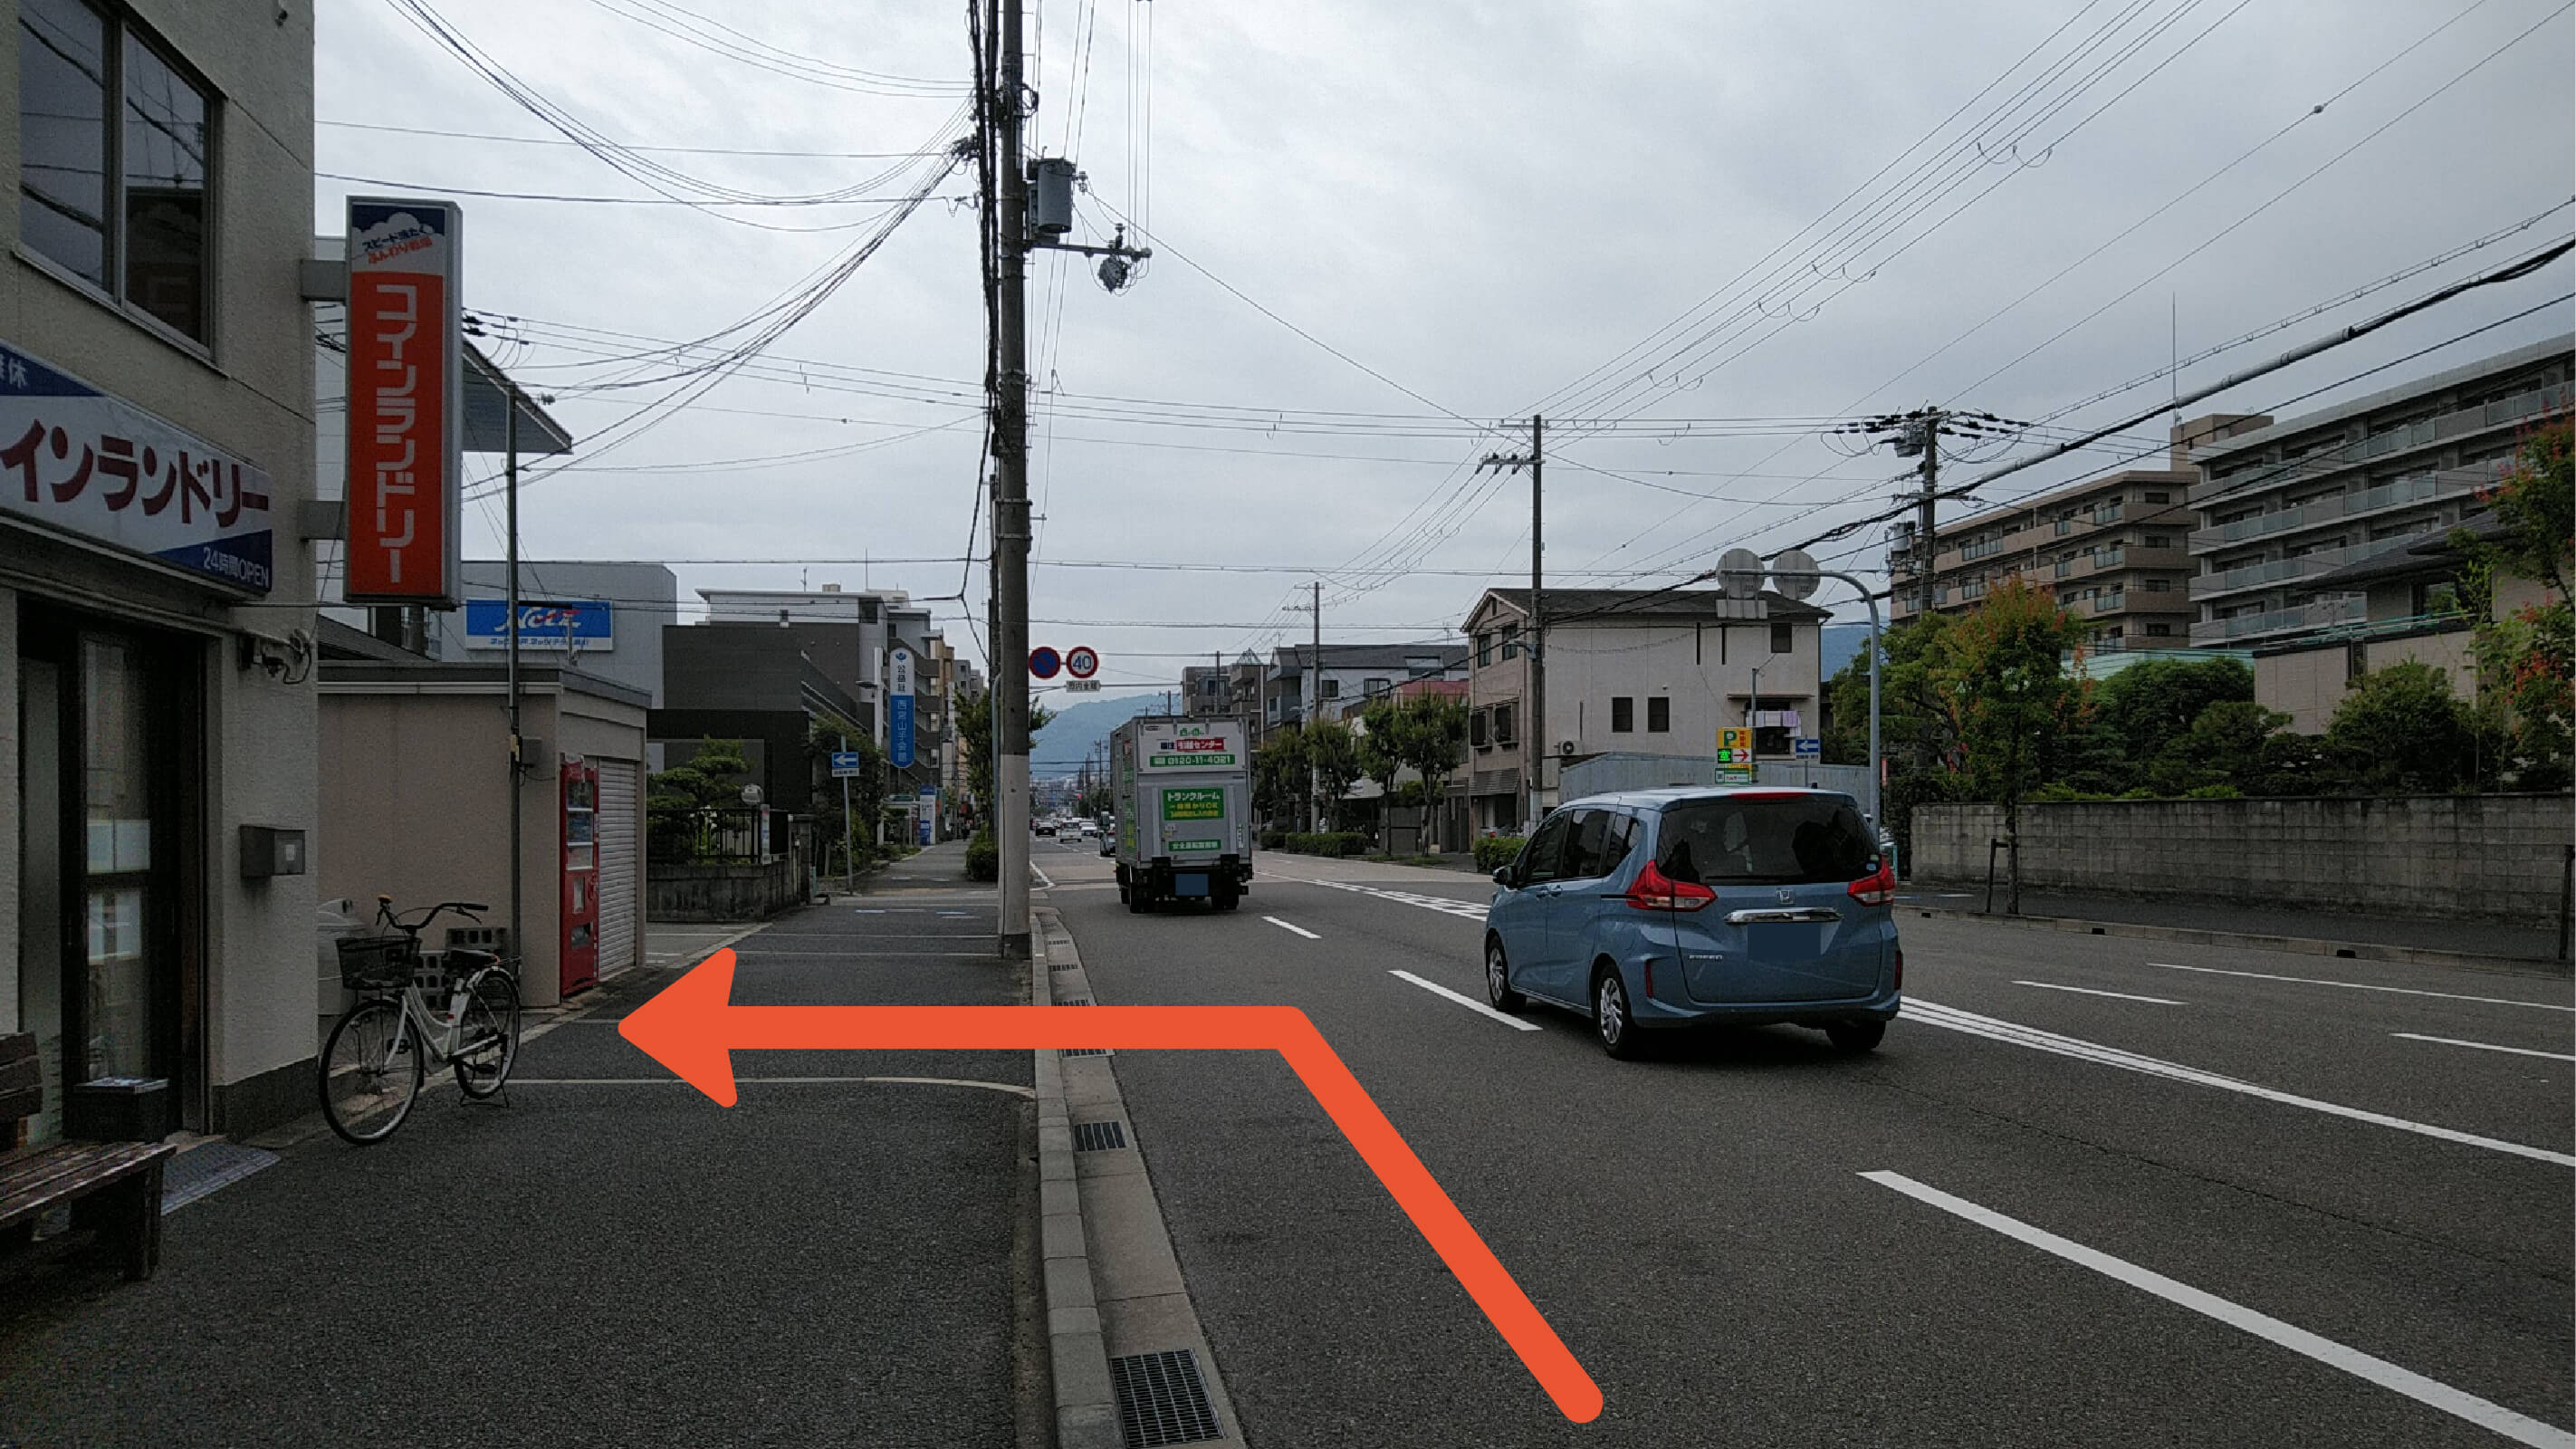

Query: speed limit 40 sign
left=1066, top=645, right=1099, bottom=679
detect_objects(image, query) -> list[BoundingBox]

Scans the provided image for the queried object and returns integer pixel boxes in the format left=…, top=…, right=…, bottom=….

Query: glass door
left=80, top=635, right=165, bottom=1086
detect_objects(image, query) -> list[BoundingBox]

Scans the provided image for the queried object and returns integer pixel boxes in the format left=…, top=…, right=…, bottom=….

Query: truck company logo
left=1148, top=752, right=1235, bottom=767
left=1164, top=839, right=1221, bottom=852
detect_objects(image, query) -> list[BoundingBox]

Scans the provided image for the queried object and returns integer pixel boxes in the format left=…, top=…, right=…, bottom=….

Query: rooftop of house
left=1471, top=586, right=1829, bottom=627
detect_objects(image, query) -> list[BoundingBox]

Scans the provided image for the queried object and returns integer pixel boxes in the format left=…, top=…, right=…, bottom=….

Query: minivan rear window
left=1656, top=796, right=1875, bottom=885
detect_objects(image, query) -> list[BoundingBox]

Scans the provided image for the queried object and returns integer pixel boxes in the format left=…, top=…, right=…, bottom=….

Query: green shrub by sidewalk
left=1473, top=835, right=1526, bottom=874
left=963, top=829, right=998, bottom=881
left=1278, top=831, right=1370, bottom=858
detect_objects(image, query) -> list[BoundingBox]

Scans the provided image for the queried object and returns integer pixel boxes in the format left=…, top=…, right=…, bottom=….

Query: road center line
left=1390, top=970, right=1542, bottom=1032
left=1264, top=916, right=1321, bottom=939
left=1908, top=999, right=2576, bottom=1167
left=2014, top=980, right=2186, bottom=1005
left=2146, top=962, right=2573, bottom=1012
left=1861, top=1171, right=2575, bottom=1449
left=2393, top=1032, right=2576, bottom=1063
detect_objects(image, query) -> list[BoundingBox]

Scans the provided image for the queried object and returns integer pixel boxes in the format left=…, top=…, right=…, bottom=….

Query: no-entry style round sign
left=1029, top=647, right=1063, bottom=679
left=1066, top=646, right=1099, bottom=679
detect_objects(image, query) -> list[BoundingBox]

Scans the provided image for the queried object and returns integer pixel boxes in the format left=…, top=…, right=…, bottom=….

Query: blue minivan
left=1483, top=787, right=1901, bottom=1060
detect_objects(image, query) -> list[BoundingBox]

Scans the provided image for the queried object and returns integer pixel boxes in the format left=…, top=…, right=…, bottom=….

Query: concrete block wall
left=1910, top=795, right=2574, bottom=924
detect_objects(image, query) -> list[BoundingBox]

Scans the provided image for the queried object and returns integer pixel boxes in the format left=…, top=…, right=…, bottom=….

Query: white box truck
left=1109, top=715, right=1252, bottom=912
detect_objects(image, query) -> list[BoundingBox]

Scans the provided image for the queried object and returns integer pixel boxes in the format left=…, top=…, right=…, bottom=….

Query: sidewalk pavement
left=1904, top=883, right=2568, bottom=967
left=0, top=840, right=1044, bottom=1448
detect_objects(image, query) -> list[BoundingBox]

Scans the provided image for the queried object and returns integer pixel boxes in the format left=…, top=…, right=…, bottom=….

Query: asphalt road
left=0, top=845, right=1041, bottom=1449
left=1036, top=836, right=2574, bottom=1447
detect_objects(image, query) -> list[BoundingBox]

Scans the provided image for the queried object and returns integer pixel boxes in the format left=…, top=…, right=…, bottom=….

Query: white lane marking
left=2146, top=962, right=2573, bottom=1013
left=1311, top=878, right=1489, bottom=920
left=1909, top=999, right=2576, bottom=1168
left=2393, top=1033, right=2576, bottom=1063
left=2014, top=980, right=2186, bottom=1005
left=1031, top=864, right=1057, bottom=889
left=1388, top=969, right=1542, bottom=1032
left=1263, top=916, right=1321, bottom=940
left=1863, top=1171, right=2575, bottom=1449
left=511, top=1075, right=1035, bottom=1097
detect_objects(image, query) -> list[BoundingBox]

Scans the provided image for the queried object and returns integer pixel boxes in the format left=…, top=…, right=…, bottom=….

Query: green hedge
left=1279, top=831, right=1371, bottom=858
left=1259, top=830, right=1287, bottom=849
left=963, top=828, right=998, bottom=881
left=1472, top=835, right=1527, bottom=874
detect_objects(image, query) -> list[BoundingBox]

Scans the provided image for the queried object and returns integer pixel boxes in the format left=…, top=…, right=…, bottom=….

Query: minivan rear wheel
left=1484, top=939, right=1525, bottom=1012
left=1594, top=969, right=1642, bottom=1060
left=1825, top=1019, right=1886, bottom=1053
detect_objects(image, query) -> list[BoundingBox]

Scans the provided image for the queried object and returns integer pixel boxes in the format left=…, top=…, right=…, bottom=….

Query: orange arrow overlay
left=619, top=950, right=1604, bottom=1424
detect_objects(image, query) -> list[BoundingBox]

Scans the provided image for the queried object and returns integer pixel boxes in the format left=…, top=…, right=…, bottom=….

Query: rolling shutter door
left=596, top=760, right=639, bottom=976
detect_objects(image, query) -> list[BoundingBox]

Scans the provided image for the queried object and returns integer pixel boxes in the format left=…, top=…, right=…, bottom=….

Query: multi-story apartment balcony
left=2187, top=468, right=2488, bottom=552
left=2185, top=380, right=2570, bottom=507
left=2188, top=595, right=2369, bottom=645
left=2188, top=532, right=2430, bottom=602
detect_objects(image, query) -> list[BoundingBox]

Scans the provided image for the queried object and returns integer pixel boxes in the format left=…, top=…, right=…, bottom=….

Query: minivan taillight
left=1848, top=863, right=1895, bottom=907
left=1625, top=859, right=1716, bottom=912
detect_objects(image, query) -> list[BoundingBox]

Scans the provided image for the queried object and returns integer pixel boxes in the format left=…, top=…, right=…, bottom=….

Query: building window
left=1768, top=620, right=1793, bottom=654
left=2102, top=626, right=2124, bottom=643
left=2143, top=533, right=2174, bottom=549
left=1474, top=632, right=1492, bottom=667
left=18, top=0, right=213, bottom=342
left=1492, top=704, right=1515, bottom=746
left=2145, top=578, right=2171, bottom=592
left=1609, top=696, right=1633, bottom=733
left=1319, top=677, right=1340, bottom=699
left=1646, top=696, right=1670, bottom=733
left=1364, top=677, right=1391, bottom=698
left=2144, top=491, right=2171, bottom=504
left=1501, top=624, right=1521, bottom=659
left=1470, top=709, right=1488, bottom=748
left=2145, top=622, right=2173, bottom=637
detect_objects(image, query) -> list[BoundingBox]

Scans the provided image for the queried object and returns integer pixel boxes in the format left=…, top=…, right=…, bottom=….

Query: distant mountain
left=1029, top=691, right=1164, bottom=778
left=1822, top=622, right=1872, bottom=681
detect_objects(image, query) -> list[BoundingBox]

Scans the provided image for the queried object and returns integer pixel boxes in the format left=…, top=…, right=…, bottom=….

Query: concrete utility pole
left=1480, top=417, right=1543, bottom=829
left=990, top=0, right=1033, bottom=960
left=1308, top=580, right=1322, bottom=830
left=503, top=392, right=522, bottom=971
left=1914, top=417, right=1939, bottom=589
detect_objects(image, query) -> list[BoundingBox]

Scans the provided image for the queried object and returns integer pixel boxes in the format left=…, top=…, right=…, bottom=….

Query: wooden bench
left=0, top=1032, right=175, bottom=1282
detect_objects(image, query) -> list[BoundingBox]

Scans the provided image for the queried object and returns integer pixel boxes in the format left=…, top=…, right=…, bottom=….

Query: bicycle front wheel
left=321, top=999, right=423, bottom=1144
left=453, top=970, right=522, bottom=1099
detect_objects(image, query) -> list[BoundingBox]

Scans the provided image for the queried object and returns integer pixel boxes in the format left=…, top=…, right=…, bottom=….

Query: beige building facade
left=3, top=2, right=321, bottom=1138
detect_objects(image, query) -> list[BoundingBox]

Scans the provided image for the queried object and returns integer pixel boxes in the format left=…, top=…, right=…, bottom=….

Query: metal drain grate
left=1072, top=1119, right=1126, bottom=1152
left=1060, top=998, right=1092, bottom=1007
left=1108, top=1348, right=1222, bottom=1446
left=160, top=1143, right=280, bottom=1214
left=1063, top=1047, right=1110, bottom=1059
left=1049, top=961, right=1077, bottom=971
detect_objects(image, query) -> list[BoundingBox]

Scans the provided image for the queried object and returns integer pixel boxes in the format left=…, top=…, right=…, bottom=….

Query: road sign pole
left=839, top=733, right=853, bottom=894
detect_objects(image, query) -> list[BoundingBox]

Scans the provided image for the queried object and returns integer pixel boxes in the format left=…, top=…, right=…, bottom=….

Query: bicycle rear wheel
left=453, top=970, right=521, bottom=1099
left=321, top=999, right=423, bottom=1144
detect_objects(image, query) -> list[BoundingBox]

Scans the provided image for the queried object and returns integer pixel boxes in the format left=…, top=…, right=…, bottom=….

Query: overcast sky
left=318, top=0, right=2575, bottom=696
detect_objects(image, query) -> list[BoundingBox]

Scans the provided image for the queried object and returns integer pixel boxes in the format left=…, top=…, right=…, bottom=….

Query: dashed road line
left=1910, top=999, right=2575, bottom=1167
left=1264, top=916, right=1321, bottom=939
left=1863, top=1171, right=2576, bottom=1449
left=2013, top=980, right=2186, bottom=1005
left=1306, top=878, right=1489, bottom=920
left=2392, top=1032, right=2575, bottom=1063
left=2145, top=962, right=2573, bottom=1012
left=1390, top=970, right=1542, bottom=1032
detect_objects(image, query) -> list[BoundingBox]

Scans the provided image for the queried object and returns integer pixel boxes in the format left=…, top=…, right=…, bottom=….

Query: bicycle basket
left=336, top=935, right=419, bottom=990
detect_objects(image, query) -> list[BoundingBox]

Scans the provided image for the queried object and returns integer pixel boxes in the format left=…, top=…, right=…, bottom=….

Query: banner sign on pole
left=343, top=197, right=464, bottom=606
left=888, top=647, right=916, bottom=770
left=0, top=340, right=275, bottom=592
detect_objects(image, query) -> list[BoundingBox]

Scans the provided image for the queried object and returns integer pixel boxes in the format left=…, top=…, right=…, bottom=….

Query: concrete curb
left=1031, top=908, right=1122, bottom=1449
left=1913, top=905, right=2570, bottom=976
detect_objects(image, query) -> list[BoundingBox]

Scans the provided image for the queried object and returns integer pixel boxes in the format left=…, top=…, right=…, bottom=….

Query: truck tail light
left=1848, top=863, right=1896, bottom=907
left=1624, top=859, right=1715, bottom=912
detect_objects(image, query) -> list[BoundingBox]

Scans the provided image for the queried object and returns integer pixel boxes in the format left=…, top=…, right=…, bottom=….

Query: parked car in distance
left=1483, top=787, right=1900, bottom=1060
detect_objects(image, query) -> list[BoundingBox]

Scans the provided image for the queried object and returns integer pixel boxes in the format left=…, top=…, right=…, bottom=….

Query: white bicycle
left=319, top=897, right=522, bottom=1145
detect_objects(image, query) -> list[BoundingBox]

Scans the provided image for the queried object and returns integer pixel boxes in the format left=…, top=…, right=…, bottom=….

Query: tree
left=2092, top=655, right=2255, bottom=784
left=1302, top=719, right=1363, bottom=830
left=2327, top=660, right=2475, bottom=793
left=806, top=715, right=885, bottom=872
left=1822, top=614, right=1959, bottom=868
left=2150, top=699, right=2291, bottom=796
left=1252, top=729, right=1308, bottom=824
left=1393, top=695, right=1469, bottom=850
left=1931, top=577, right=2092, bottom=913
left=2453, top=418, right=2573, bottom=792
left=1355, top=699, right=1409, bottom=803
left=954, top=691, right=1055, bottom=822
left=646, top=736, right=752, bottom=862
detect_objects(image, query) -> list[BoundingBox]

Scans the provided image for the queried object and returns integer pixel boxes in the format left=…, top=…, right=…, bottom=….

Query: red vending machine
left=560, top=756, right=600, bottom=996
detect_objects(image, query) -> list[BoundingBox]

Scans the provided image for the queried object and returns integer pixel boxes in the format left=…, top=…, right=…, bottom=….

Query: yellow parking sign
left=1715, top=727, right=1754, bottom=763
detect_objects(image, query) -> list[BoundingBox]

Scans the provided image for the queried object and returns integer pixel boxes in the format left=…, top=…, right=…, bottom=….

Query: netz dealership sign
left=463, top=599, right=613, bottom=650
left=0, top=340, right=275, bottom=593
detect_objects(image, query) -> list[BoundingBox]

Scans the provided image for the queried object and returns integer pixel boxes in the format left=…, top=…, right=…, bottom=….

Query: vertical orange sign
left=343, top=198, right=462, bottom=605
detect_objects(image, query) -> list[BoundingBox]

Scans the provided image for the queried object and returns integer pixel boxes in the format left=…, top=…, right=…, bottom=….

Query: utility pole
left=987, top=0, right=1034, bottom=961
left=1480, top=417, right=1543, bottom=829
left=1915, top=418, right=1938, bottom=590
left=503, top=389, right=522, bottom=975
left=1309, top=580, right=1322, bottom=830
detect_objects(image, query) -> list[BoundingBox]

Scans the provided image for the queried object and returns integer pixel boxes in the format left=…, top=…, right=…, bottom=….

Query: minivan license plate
left=1746, top=922, right=1821, bottom=961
